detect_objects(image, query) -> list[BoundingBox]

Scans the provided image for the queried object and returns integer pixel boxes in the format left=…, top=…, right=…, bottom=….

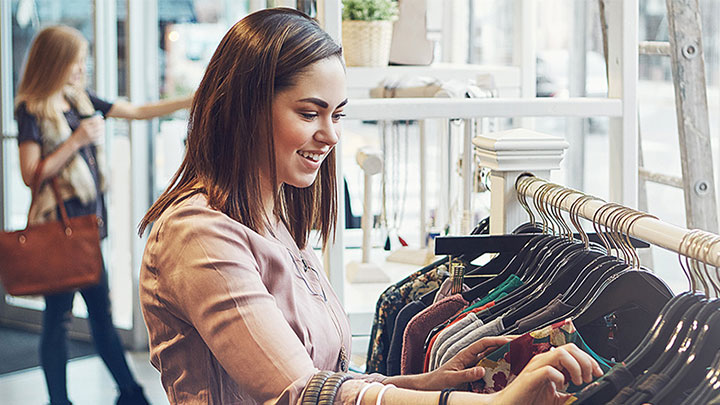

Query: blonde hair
left=16, top=25, right=88, bottom=124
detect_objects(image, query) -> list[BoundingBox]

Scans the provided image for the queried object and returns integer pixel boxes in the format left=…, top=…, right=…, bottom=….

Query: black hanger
left=645, top=302, right=720, bottom=405
left=571, top=270, right=674, bottom=329
left=620, top=299, right=718, bottom=405
left=676, top=350, right=720, bottom=404
left=457, top=234, right=549, bottom=303
left=571, top=293, right=703, bottom=405
left=479, top=236, right=587, bottom=323
left=499, top=247, right=600, bottom=329
left=562, top=257, right=622, bottom=307
left=623, top=292, right=703, bottom=374
left=501, top=240, right=618, bottom=333
left=474, top=235, right=569, bottom=320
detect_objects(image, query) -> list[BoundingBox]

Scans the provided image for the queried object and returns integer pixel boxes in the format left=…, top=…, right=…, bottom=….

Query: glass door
left=0, top=0, right=139, bottom=344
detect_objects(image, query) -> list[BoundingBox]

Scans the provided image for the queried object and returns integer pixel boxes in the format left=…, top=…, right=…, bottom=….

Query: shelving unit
left=316, top=1, right=638, bottom=334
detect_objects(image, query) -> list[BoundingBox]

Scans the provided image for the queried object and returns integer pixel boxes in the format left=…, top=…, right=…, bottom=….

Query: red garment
left=399, top=295, right=468, bottom=375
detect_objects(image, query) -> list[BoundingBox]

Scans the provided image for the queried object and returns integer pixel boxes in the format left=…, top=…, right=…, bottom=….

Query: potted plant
left=341, top=0, right=398, bottom=67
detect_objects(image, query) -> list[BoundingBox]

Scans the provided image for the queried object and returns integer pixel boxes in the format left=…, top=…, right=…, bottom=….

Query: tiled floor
left=0, top=340, right=371, bottom=405
left=0, top=352, right=169, bottom=405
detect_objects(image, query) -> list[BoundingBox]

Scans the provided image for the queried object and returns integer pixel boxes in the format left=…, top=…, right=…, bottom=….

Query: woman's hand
left=71, top=115, right=105, bottom=148
left=421, top=336, right=514, bottom=390
left=492, top=343, right=603, bottom=405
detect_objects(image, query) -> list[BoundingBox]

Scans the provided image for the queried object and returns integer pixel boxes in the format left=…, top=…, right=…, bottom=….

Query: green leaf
left=342, top=0, right=398, bottom=21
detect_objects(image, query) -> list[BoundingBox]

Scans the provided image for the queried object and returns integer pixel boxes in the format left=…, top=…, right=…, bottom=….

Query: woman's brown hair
left=16, top=25, right=88, bottom=123
left=139, top=8, right=342, bottom=249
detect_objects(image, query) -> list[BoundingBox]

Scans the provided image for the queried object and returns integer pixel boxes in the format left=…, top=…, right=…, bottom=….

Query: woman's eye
left=332, top=113, right=346, bottom=122
left=300, top=112, right=318, bottom=120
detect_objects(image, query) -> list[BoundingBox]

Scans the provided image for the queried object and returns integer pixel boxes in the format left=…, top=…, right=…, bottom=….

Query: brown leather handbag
left=0, top=162, right=102, bottom=296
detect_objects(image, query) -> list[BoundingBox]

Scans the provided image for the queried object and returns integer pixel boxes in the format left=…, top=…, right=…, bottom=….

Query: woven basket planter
left=342, top=20, right=394, bottom=67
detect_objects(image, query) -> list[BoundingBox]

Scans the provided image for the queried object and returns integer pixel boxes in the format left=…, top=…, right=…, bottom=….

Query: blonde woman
left=15, top=25, right=192, bottom=405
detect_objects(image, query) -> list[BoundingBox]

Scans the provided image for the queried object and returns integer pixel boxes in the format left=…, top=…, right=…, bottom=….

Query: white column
left=513, top=0, right=536, bottom=129
left=606, top=0, right=638, bottom=206
left=565, top=0, right=587, bottom=190
left=0, top=0, right=11, bottom=226
left=474, top=128, right=567, bottom=234
left=461, top=119, right=474, bottom=234
left=419, top=120, right=428, bottom=246
left=321, top=1, right=345, bottom=304
left=320, top=0, right=342, bottom=43
left=127, top=0, right=159, bottom=350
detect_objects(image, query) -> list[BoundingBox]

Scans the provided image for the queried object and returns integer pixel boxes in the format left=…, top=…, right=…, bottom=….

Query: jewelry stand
left=346, top=147, right=390, bottom=283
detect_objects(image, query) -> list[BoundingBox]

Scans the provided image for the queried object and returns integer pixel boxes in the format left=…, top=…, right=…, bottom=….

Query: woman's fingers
left=527, top=344, right=601, bottom=386
left=562, top=343, right=600, bottom=382
left=461, top=336, right=514, bottom=360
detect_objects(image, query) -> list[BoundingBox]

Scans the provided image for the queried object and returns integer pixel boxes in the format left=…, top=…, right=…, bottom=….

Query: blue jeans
left=40, top=263, right=139, bottom=405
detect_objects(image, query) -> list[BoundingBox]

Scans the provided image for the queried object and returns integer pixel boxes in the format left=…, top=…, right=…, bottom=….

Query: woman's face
left=271, top=57, right=347, bottom=189
left=66, top=46, right=87, bottom=87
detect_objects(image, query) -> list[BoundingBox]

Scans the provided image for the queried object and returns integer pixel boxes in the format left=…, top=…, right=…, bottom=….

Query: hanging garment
left=515, top=294, right=573, bottom=333
left=470, top=319, right=614, bottom=394
left=430, top=306, right=495, bottom=371
left=433, top=277, right=470, bottom=304
left=459, top=274, right=523, bottom=315
left=437, top=316, right=506, bottom=368
left=386, top=300, right=426, bottom=376
left=420, top=275, right=524, bottom=364
left=365, top=260, right=449, bottom=373
left=396, top=294, right=467, bottom=375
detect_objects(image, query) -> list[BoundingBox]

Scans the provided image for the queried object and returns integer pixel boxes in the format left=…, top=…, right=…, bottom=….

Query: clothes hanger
left=451, top=177, right=558, bottom=303
left=474, top=186, right=569, bottom=321
left=547, top=194, right=615, bottom=307
left=678, top=350, right=720, bottom=405
left=503, top=204, right=634, bottom=332
left=645, top=308, right=720, bottom=405
left=571, top=293, right=704, bottom=405
left=621, top=296, right=720, bottom=405
left=642, top=234, right=720, bottom=405
left=569, top=228, right=709, bottom=404
left=496, top=193, right=605, bottom=329
left=613, top=232, right=712, bottom=379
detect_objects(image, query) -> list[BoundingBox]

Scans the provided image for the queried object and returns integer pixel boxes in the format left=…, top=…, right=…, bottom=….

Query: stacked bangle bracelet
left=303, top=371, right=354, bottom=405
left=318, top=372, right=353, bottom=405
left=301, top=371, right=333, bottom=405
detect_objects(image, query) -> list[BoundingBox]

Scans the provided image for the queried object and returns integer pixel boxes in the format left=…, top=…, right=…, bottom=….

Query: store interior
left=3, top=0, right=720, bottom=403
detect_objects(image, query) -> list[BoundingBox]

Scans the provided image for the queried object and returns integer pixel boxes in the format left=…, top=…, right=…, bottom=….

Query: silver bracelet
left=375, top=384, right=396, bottom=405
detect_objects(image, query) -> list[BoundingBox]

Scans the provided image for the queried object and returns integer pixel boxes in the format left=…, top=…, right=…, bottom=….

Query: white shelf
left=347, top=63, right=520, bottom=93
left=345, top=97, right=622, bottom=121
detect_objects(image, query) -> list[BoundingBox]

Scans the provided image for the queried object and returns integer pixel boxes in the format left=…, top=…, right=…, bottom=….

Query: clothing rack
left=515, top=174, right=720, bottom=268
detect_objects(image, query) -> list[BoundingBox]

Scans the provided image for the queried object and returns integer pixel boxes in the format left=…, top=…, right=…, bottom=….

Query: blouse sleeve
left=152, top=204, right=319, bottom=403
left=86, top=89, right=114, bottom=116
left=15, top=103, right=42, bottom=146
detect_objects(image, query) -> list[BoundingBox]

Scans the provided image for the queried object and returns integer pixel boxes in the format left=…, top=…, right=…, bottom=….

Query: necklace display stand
left=346, top=147, right=390, bottom=283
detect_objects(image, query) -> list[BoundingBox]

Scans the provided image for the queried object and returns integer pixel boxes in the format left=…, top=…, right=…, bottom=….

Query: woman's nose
left=316, top=118, right=339, bottom=146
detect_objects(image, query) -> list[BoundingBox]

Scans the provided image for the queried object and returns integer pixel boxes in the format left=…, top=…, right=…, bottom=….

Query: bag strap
left=27, top=160, right=73, bottom=232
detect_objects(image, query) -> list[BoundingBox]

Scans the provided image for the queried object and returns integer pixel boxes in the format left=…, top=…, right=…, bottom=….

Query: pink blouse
left=140, top=194, right=383, bottom=404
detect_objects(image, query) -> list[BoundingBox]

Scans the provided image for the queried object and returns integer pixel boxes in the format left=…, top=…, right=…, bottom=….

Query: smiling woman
left=136, top=7, right=602, bottom=405
left=272, top=58, right=347, bottom=194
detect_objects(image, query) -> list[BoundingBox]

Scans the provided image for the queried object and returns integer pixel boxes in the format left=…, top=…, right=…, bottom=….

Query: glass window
left=153, top=1, right=248, bottom=195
